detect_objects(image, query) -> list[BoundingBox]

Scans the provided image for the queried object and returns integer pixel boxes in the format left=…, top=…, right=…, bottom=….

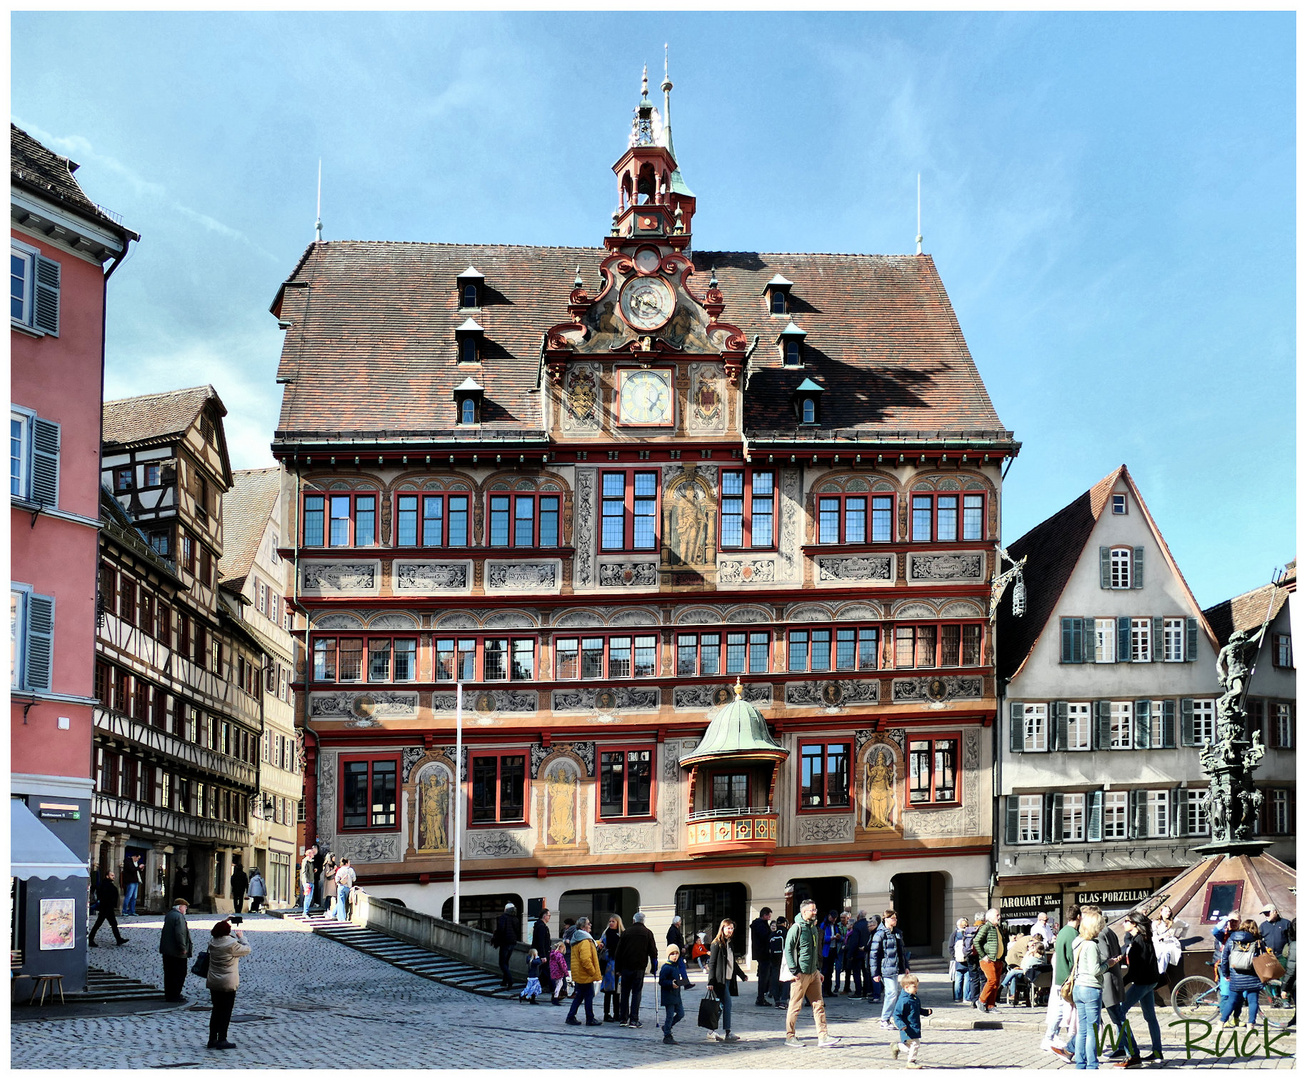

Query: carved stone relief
left=485, top=561, right=561, bottom=592
left=891, top=677, right=983, bottom=704
left=785, top=680, right=879, bottom=708
left=531, top=742, right=596, bottom=779
left=909, top=552, right=985, bottom=582
left=779, top=468, right=801, bottom=578
left=687, top=363, right=725, bottom=431
left=394, top=561, right=472, bottom=594
left=718, top=557, right=776, bottom=585
left=574, top=470, right=595, bottom=588
left=592, top=824, right=659, bottom=855
left=815, top=555, right=893, bottom=585
left=465, top=829, right=532, bottom=858
left=797, top=814, right=855, bottom=845
left=310, top=690, right=419, bottom=720
left=674, top=683, right=773, bottom=711
left=301, top=562, right=379, bottom=593
left=663, top=466, right=715, bottom=568
left=561, top=364, right=601, bottom=432
left=597, top=560, right=659, bottom=588
left=552, top=687, right=660, bottom=713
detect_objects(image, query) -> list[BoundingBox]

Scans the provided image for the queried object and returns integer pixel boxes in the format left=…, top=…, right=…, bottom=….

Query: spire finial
left=662, top=44, right=672, bottom=92
left=734, top=678, right=744, bottom=700
left=915, top=172, right=923, bottom=255
left=573, top=266, right=583, bottom=288
left=315, top=159, right=323, bottom=243
left=641, top=63, right=649, bottom=101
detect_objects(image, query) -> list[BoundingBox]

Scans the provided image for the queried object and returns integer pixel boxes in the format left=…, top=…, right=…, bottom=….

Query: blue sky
left=12, top=11, right=1294, bottom=608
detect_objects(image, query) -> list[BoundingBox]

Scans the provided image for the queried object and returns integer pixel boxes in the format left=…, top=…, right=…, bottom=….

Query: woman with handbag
left=205, top=920, right=251, bottom=1050
left=706, top=918, right=748, bottom=1043
left=1219, top=920, right=1269, bottom=1028
left=601, top=915, right=623, bottom=1023
left=1070, top=906, right=1106, bottom=1069
left=1117, top=910, right=1164, bottom=1065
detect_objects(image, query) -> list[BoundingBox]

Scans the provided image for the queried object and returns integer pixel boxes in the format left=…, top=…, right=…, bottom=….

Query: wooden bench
left=11, top=949, right=33, bottom=1001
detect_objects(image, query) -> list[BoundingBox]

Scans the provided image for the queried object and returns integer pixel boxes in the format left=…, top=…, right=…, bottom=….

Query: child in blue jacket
left=659, top=945, right=686, bottom=1044
left=891, top=973, right=932, bottom=1068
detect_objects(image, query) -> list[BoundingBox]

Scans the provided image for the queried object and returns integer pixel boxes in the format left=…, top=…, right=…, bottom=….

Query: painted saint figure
left=418, top=768, right=450, bottom=851
left=864, top=750, right=895, bottom=829
left=547, top=766, right=577, bottom=846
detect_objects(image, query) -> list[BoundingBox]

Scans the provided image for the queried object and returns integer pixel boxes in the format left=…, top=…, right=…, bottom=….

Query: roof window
left=457, top=266, right=484, bottom=310
left=777, top=321, right=806, bottom=367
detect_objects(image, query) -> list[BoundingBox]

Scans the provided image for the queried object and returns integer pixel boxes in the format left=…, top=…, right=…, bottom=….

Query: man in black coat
left=159, top=898, right=192, bottom=1001
left=532, top=909, right=555, bottom=996
left=667, top=914, right=685, bottom=950
left=614, top=911, right=659, bottom=1027
left=230, top=862, right=248, bottom=915
left=844, top=910, right=871, bottom=998
left=88, top=871, right=128, bottom=946
left=750, top=907, right=774, bottom=1005
left=493, top=903, right=520, bottom=987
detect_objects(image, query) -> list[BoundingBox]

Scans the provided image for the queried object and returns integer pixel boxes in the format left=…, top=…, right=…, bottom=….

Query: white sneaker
left=1039, top=1039, right=1055, bottom=1052
left=710, top=1031, right=724, bottom=1041
left=818, top=1036, right=842, bottom=1048
left=785, top=1037, right=804, bottom=1049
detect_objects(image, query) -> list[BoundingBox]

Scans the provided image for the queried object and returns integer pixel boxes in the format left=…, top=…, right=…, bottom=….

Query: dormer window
left=454, top=377, right=484, bottom=425
left=457, top=266, right=484, bottom=310
left=456, top=317, right=484, bottom=364
left=793, top=377, right=824, bottom=425
left=764, top=274, right=793, bottom=316
left=777, top=321, right=806, bottom=367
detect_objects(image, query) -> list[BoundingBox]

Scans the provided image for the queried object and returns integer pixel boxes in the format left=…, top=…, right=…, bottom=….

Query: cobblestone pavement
left=10, top=913, right=1295, bottom=1069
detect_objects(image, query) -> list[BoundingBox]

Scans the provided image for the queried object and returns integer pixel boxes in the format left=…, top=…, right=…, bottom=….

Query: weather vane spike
left=915, top=173, right=923, bottom=255
left=641, top=63, right=649, bottom=100
left=315, top=159, right=323, bottom=243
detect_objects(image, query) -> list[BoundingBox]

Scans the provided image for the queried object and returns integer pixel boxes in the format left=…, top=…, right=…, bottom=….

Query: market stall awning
left=10, top=799, right=88, bottom=880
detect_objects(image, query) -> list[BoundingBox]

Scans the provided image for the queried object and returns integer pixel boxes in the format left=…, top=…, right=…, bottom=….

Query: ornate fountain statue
left=1194, top=627, right=1268, bottom=855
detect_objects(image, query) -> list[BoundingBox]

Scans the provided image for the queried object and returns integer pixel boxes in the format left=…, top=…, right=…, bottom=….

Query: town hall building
left=271, top=70, right=1019, bottom=956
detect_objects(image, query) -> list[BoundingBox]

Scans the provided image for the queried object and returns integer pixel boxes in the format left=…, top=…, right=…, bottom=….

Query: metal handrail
left=687, top=806, right=775, bottom=823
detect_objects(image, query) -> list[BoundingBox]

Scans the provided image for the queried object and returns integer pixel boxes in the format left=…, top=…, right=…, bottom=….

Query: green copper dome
left=680, top=683, right=788, bottom=768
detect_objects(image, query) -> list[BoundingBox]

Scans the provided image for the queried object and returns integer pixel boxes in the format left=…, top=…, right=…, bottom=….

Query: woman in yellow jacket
left=205, top=920, right=251, bottom=1050
left=565, top=917, right=603, bottom=1027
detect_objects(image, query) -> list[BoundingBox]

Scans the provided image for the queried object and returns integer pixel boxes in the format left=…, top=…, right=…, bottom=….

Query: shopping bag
left=1253, top=951, right=1285, bottom=984
left=697, top=988, right=722, bottom=1030
left=191, top=949, right=210, bottom=979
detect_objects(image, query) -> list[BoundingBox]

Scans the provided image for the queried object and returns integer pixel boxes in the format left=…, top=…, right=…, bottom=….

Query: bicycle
left=1171, top=975, right=1295, bottom=1029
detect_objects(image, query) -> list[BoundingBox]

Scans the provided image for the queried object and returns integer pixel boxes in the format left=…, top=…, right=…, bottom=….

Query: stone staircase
left=79, top=965, right=167, bottom=1003
left=279, top=913, right=519, bottom=999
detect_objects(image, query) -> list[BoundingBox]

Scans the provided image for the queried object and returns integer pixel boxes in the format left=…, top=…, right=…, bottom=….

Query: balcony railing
left=93, top=794, right=250, bottom=848
left=94, top=708, right=257, bottom=789
left=686, top=807, right=779, bottom=857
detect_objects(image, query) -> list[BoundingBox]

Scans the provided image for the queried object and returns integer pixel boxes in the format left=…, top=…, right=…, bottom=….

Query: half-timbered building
left=274, top=73, right=1018, bottom=954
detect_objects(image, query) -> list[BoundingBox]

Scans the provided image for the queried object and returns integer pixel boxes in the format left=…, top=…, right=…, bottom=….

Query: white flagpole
left=454, top=680, right=463, bottom=924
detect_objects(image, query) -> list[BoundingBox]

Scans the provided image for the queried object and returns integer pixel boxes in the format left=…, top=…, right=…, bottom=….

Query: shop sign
left=997, top=892, right=1062, bottom=923
left=1074, top=889, right=1152, bottom=907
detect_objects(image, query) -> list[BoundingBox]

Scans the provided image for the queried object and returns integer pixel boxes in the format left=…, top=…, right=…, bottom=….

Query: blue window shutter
left=30, top=417, right=60, bottom=506
left=1054, top=701, right=1068, bottom=751
left=1152, top=617, right=1164, bottom=662
left=1050, top=792, right=1064, bottom=842
left=1180, top=698, right=1195, bottom=746
left=1162, top=700, right=1176, bottom=748
left=1100, top=547, right=1111, bottom=589
left=1010, top=702, right=1025, bottom=753
left=1132, top=546, right=1144, bottom=589
left=25, top=593, right=55, bottom=691
left=1087, top=790, right=1103, bottom=842
left=33, top=254, right=60, bottom=336
left=1117, top=616, right=1131, bottom=662
left=1135, top=700, right=1150, bottom=749
left=1005, top=797, right=1020, bottom=845
left=1094, top=701, right=1111, bottom=750
left=1185, top=617, right=1199, bottom=661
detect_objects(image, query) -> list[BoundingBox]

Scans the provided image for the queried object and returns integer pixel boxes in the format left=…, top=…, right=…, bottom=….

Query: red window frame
left=815, top=492, right=896, bottom=545
left=339, top=753, right=400, bottom=833
left=798, top=740, right=852, bottom=811
left=892, top=622, right=984, bottom=670
left=719, top=468, right=777, bottom=551
left=552, top=633, right=660, bottom=680
left=432, top=635, right=536, bottom=682
left=907, top=732, right=962, bottom=806
left=599, top=469, right=660, bottom=552
left=787, top=624, right=880, bottom=673
left=312, top=634, right=421, bottom=684
left=301, top=491, right=380, bottom=548
left=469, top=749, right=528, bottom=826
left=486, top=491, right=563, bottom=549
left=393, top=490, right=474, bottom=547
left=909, top=490, right=986, bottom=543
left=596, top=745, right=656, bottom=821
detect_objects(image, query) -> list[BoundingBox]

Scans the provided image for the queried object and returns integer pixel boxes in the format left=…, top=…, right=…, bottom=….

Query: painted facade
left=273, top=75, right=1018, bottom=955
left=11, top=125, right=136, bottom=990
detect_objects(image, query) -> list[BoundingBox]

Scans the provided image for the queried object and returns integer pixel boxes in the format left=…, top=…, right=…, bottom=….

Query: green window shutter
left=1180, top=698, right=1195, bottom=746
left=33, top=254, right=61, bottom=336
left=30, top=417, right=60, bottom=506
left=1185, top=617, right=1199, bottom=661
left=1135, top=700, right=1150, bottom=749
left=1087, top=790, right=1103, bottom=842
left=1100, top=546, right=1111, bottom=589
left=1132, top=546, right=1144, bottom=589
left=1175, top=790, right=1189, bottom=837
left=1043, top=792, right=1056, bottom=844
left=1152, top=617, right=1164, bottom=662
left=1075, top=618, right=1087, bottom=663
left=1117, top=616, right=1131, bottom=662
left=1062, top=618, right=1085, bottom=663
left=1170, top=788, right=1184, bottom=838
left=1050, top=793, right=1064, bottom=843
left=1054, top=701, right=1068, bottom=751
left=24, top=593, right=55, bottom=692
left=1162, top=700, right=1176, bottom=748
left=1005, top=796, right=1020, bottom=845
left=1094, top=701, right=1112, bottom=750
left=1129, top=789, right=1144, bottom=839
left=1010, top=702, right=1025, bottom=753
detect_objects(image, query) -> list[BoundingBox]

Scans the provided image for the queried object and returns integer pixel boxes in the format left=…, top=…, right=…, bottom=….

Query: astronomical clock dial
left=619, top=275, right=675, bottom=332
left=619, top=369, right=674, bottom=426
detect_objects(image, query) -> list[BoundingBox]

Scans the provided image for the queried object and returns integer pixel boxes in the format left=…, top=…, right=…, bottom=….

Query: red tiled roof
left=11, top=124, right=137, bottom=242
left=1202, top=566, right=1294, bottom=647
left=102, top=385, right=223, bottom=447
left=271, top=242, right=1012, bottom=447
left=218, top=467, right=280, bottom=589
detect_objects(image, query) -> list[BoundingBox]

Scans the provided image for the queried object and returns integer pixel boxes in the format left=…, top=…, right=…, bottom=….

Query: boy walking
left=890, top=973, right=932, bottom=1068
left=659, top=945, right=686, bottom=1043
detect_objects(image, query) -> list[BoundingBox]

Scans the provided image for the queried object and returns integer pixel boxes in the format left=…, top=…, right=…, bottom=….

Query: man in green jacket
left=783, top=899, right=841, bottom=1049
left=973, top=907, right=1008, bottom=1013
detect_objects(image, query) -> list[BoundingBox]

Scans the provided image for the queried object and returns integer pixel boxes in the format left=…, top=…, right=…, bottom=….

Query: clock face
left=619, top=369, right=674, bottom=426
left=619, top=275, right=675, bottom=332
